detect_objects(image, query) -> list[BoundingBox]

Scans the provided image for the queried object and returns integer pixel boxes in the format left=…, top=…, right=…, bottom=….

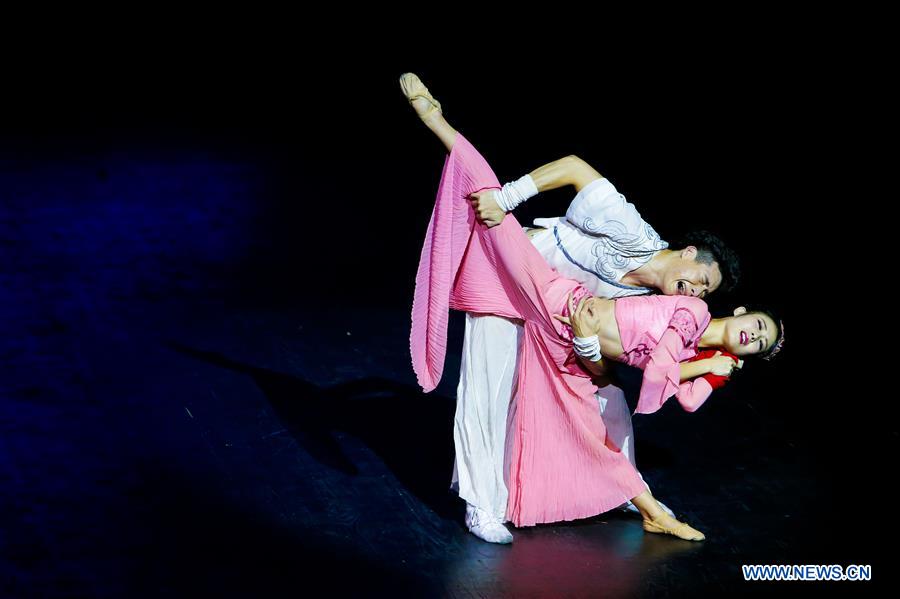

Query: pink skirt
left=410, top=132, right=648, bottom=526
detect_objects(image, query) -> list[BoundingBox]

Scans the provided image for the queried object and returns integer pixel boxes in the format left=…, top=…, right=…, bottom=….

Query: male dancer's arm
left=535, top=155, right=603, bottom=192
left=471, top=156, right=602, bottom=226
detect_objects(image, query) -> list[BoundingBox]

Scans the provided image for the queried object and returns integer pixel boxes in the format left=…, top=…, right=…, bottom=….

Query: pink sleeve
left=673, top=376, right=713, bottom=412
left=634, top=299, right=709, bottom=415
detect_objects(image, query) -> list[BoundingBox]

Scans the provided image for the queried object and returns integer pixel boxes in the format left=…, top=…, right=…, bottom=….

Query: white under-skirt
left=451, top=313, right=638, bottom=522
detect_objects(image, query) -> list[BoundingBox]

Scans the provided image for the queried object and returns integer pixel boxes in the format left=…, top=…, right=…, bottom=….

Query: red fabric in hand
left=686, top=350, right=739, bottom=390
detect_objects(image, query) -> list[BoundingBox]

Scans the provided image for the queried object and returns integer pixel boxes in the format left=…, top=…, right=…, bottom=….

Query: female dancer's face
left=721, top=308, right=779, bottom=356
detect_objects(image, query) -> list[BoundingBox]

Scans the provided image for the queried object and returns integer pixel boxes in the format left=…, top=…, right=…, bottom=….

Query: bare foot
left=642, top=512, right=706, bottom=541
left=399, top=72, right=442, bottom=123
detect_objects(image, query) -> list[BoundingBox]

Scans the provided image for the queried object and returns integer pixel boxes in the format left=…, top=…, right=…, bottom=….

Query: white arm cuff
left=493, top=174, right=539, bottom=212
left=573, top=334, right=603, bottom=363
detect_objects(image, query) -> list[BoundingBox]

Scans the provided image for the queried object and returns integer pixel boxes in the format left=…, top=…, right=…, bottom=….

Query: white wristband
left=573, top=335, right=603, bottom=363
left=493, top=174, right=539, bottom=212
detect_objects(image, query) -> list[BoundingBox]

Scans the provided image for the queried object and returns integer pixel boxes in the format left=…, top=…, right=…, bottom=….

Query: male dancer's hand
left=467, top=190, right=506, bottom=227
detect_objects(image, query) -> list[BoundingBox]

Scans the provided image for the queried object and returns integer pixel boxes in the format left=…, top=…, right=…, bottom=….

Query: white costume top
left=530, top=177, right=668, bottom=297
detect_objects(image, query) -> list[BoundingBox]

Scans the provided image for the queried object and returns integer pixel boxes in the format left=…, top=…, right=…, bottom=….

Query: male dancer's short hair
left=675, top=230, right=741, bottom=293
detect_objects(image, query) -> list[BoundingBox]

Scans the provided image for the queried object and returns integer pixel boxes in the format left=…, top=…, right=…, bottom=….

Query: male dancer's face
left=661, top=248, right=723, bottom=299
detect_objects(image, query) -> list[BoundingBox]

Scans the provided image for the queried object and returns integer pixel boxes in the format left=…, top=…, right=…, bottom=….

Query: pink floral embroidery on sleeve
left=666, top=307, right=700, bottom=348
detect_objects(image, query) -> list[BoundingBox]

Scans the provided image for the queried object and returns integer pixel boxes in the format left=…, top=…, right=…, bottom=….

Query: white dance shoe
left=620, top=499, right=675, bottom=518
left=465, top=504, right=513, bottom=544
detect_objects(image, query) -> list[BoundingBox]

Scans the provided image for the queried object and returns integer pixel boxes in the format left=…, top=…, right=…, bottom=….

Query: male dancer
left=400, top=73, right=740, bottom=543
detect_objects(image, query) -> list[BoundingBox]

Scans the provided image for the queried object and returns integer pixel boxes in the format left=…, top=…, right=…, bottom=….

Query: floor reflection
left=444, top=515, right=703, bottom=597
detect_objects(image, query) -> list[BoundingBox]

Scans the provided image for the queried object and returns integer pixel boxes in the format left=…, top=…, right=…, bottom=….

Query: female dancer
left=401, top=74, right=783, bottom=541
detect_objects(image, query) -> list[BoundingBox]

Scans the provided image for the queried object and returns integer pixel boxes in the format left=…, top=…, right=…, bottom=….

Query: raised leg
left=399, top=73, right=459, bottom=152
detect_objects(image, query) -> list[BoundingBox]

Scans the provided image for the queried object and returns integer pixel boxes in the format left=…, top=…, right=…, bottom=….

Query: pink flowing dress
left=410, top=132, right=713, bottom=526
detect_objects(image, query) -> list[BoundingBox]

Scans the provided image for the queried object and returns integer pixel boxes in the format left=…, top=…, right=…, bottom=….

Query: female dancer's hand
left=553, top=292, right=602, bottom=338
left=707, top=351, right=743, bottom=376
left=467, top=190, right=506, bottom=227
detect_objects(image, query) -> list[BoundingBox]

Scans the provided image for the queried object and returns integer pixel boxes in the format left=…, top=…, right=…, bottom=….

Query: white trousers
left=451, top=313, right=638, bottom=521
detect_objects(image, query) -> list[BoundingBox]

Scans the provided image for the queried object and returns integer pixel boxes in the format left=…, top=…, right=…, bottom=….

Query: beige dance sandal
left=643, top=517, right=706, bottom=541
left=399, top=72, right=442, bottom=120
